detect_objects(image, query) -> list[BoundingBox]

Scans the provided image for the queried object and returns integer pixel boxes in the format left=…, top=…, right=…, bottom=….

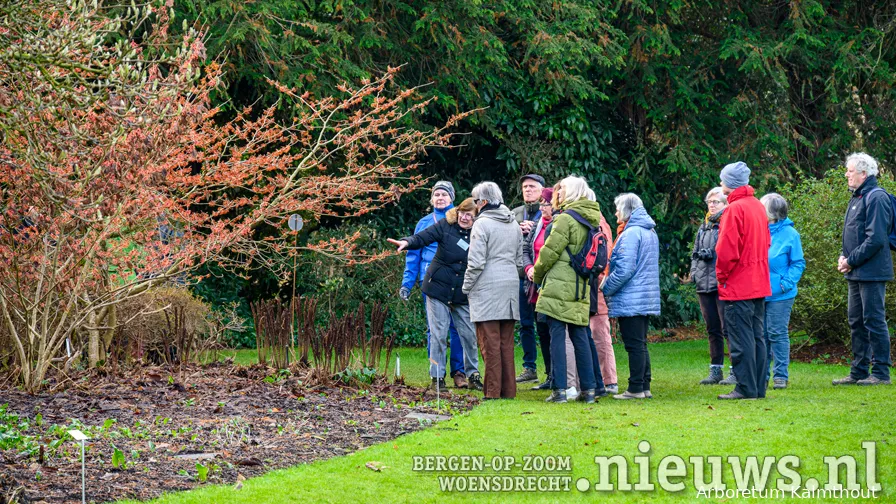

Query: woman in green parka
left=533, top=176, right=607, bottom=404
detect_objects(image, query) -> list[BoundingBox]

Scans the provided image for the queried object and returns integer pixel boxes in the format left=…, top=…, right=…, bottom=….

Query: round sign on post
left=287, top=214, right=304, bottom=232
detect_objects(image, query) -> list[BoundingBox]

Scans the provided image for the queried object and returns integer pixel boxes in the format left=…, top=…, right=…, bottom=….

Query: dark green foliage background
left=174, top=0, right=896, bottom=344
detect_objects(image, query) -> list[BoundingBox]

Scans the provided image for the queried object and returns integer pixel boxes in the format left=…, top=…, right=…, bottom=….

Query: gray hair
left=705, top=187, right=728, bottom=204
left=471, top=181, right=504, bottom=205
left=614, top=193, right=644, bottom=223
left=846, top=152, right=879, bottom=176
left=760, top=193, right=788, bottom=222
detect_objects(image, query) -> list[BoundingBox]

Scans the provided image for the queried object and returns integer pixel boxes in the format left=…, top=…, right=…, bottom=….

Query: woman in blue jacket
left=399, top=181, right=466, bottom=387
left=600, top=193, right=661, bottom=400
left=761, top=193, right=806, bottom=390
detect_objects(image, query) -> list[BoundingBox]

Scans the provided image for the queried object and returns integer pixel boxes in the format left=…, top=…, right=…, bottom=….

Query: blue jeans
left=847, top=281, right=892, bottom=380
left=547, top=316, right=597, bottom=391
left=518, top=280, right=537, bottom=371
left=422, top=293, right=464, bottom=376
left=425, top=298, right=479, bottom=378
left=764, top=298, right=794, bottom=382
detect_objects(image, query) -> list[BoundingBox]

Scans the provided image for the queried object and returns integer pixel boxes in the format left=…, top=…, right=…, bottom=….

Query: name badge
left=457, top=238, right=469, bottom=251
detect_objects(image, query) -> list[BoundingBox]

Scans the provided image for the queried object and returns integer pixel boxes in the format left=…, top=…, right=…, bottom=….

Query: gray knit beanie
left=720, top=162, right=750, bottom=190
left=432, top=180, right=455, bottom=202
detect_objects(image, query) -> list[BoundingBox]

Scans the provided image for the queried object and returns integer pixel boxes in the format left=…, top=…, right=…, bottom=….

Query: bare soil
left=0, top=362, right=476, bottom=503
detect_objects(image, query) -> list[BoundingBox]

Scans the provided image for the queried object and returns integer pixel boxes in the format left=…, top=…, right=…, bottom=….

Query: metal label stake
left=287, top=214, right=304, bottom=365
left=429, top=358, right=440, bottom=413
left=68, top=429, right=89, bottom=504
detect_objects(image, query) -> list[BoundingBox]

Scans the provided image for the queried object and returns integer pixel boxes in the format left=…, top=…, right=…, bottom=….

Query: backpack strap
left=563, top=210, right=597, bottom=301
left=563, top=209, right=596, bottom=262
left=564, top=209, right=595, bottom=230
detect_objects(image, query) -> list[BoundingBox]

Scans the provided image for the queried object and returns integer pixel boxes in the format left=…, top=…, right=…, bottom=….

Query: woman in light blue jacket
left=761, top=193, right=806, bottom=390
left=600, top=194, right=661, bottom=400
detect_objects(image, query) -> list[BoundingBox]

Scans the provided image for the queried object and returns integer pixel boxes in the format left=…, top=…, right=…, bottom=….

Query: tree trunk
left=88, top=308, right=100, bottom=368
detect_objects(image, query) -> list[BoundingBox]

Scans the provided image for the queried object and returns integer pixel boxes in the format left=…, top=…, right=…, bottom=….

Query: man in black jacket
left=834, top=152, right=893, bottom=386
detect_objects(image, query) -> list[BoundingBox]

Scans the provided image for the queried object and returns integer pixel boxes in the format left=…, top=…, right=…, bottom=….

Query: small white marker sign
left=68, top=429, right=88, bottom=441
left=288, top=214, right=304, bottom=232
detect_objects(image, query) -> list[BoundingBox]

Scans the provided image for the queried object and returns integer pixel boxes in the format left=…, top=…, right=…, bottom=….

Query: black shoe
left=531, top=378, right=552, bottom=390
left=468, top=373, right=484, bottom=391
left=545, top=390, right=567, bottom=403
left=516, top=368, right=538, bottom=382
left=430, top=377, right=448, bottom=391
left=577, top=389, right=596, bottom=404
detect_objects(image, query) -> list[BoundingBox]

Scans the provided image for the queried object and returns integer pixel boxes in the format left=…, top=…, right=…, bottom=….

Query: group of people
left=391, top=152, right=892, bottom=403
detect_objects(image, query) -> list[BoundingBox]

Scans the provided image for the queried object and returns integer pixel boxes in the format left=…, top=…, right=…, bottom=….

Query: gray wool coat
left=462, top=206, right=524, bottom=323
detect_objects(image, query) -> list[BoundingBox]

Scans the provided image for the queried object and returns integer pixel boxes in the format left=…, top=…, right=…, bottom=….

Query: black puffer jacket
left=843, top=176, right=894, bottom=282
left=690, top=210, right=724, bottom=293
left=402, top=210, right=472, bottom=305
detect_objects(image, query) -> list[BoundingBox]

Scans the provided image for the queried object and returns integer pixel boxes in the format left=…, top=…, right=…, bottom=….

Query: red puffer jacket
left=715, top=185, right=772, bottom=301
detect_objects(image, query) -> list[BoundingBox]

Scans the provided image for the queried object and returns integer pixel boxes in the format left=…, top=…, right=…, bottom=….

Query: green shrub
left=783, top=169, right=896, bottom=345
left=655, top=260, right=702, bottom=329
left=190, top=262, right=258, bottom=348
left=299, top=225, right=428, bottom=347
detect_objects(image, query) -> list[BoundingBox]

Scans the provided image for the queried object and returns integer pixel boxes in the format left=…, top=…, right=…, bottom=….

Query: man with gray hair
left=834, top=152, right=893, bottom=386
left=714, top=161, right=771, bottom=400
left=512, top=174, right=546, bottom=383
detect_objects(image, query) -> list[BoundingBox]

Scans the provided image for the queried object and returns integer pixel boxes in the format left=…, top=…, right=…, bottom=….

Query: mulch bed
left=793, top=338, right=896, bottom=365
left=646, top=325, right=705, bottom=343
left=0, top=362, right=476, bottom=504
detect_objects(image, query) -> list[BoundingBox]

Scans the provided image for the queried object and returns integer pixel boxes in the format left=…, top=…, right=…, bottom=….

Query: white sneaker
left=565, top=386, right=579, bottom=401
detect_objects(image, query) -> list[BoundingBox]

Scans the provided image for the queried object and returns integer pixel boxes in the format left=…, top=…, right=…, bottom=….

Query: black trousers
left=535, top=313, right=551, bottom=378
left=723, top=298, right=767, bottom=398
left=698, top=292, right=728, bottom=365
left=847, top=281, right=892, bottom=380
left=619, top=316, right=651, bottom=393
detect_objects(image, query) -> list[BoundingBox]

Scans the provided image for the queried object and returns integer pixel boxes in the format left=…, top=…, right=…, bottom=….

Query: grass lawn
left=126, top=340, right=893, bottom=503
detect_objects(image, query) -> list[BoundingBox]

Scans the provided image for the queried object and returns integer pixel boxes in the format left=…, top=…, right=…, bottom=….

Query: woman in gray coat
left=462, top=181, right=525, bottom=399
left=690, top=187, right=732, bottom=385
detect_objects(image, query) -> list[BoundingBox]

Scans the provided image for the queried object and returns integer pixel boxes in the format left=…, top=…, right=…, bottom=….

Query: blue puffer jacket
left=766, top=218, right=806, bottom=302
left=602, top=207, right=661, bottom=318
left=401, top=205, right=453, bottom=290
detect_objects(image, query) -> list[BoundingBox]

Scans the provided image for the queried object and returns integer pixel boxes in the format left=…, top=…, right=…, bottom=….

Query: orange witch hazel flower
left=0, top=0, right=475, bottom=392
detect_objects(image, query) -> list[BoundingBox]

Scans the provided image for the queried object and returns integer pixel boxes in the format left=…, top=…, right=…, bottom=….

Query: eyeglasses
left=706, top=199, right=723, bottom=205
left=539, top=201, right=551, bottom=207
left=473, top=199, right=482, bottom=205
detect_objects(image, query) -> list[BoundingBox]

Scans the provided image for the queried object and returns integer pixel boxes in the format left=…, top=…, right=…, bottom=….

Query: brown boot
left=453, top=373, right=469, bottom=389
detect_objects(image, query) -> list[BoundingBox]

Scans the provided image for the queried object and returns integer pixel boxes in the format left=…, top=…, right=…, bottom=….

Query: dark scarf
left=523, top=202, right=540, bottom=220
left=482, top=202, right=501, bottom=212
